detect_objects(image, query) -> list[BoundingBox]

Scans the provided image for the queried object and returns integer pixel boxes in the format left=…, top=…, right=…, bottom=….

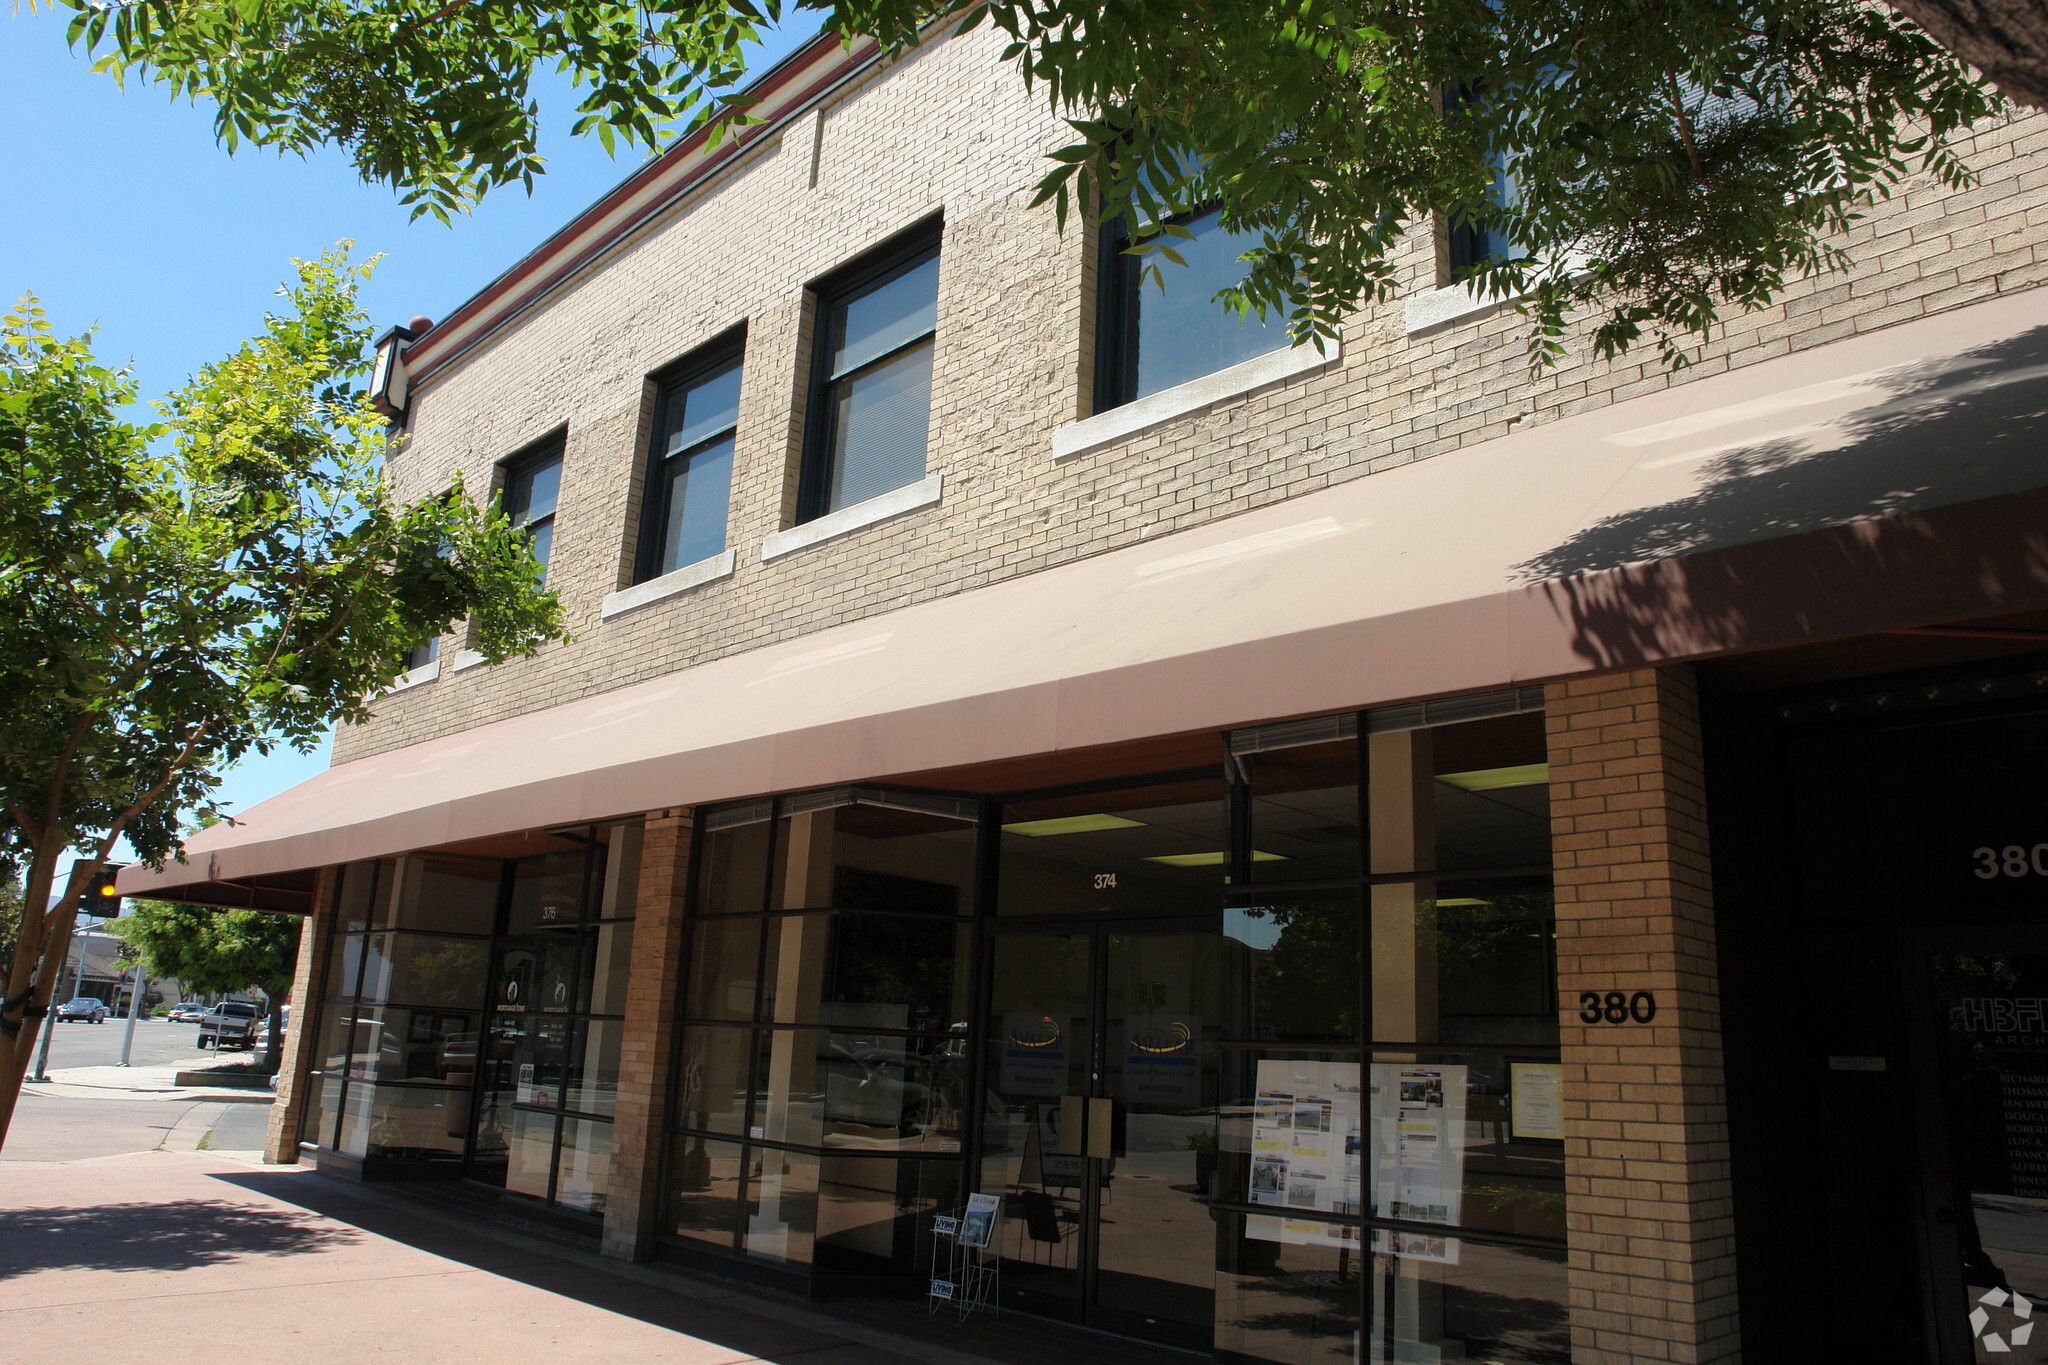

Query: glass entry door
left=1911, top=934, right=2048, bottom=1362
left=984, top=915, right=1224, bottom=1349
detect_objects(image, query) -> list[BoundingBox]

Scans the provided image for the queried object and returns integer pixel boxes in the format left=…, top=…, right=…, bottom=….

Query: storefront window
left=475, top=822, right=640, bottom=1216
left=665, top=789, right=974, bottom=1269
left=303, top=857, right=495, bottom=1168
left=302, top=824, right=640, bottom=1210
left=998, top=775, right=1230, bottom=914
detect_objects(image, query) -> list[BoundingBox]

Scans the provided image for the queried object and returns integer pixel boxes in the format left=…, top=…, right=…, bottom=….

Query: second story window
left=1097, top=207, right=1289, bottom=411
left=400, top=637, right=439, bottom=672
left=638, top=342, right=742, bottom=582
left=1448, top=154, right=1522, bottom=277
left=802, top=225, right=941, bottom=521
left=503, top=437, right=563, bottom=581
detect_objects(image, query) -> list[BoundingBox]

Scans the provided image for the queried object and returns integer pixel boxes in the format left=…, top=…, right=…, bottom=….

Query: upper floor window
left=801, top=225, right=941, bottom=521
left=1096, top=206, right=1288, bottom=410
left=502, top=437, right=563, bottom=580
left=638, top=341, right=742, bottom=582
left=400, top=637, right=439, bottom=672
left=1448, top=154, right=1522, bottom=276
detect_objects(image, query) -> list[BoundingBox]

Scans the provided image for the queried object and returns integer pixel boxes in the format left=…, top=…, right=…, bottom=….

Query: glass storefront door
left=1912, top=935, right=2048, bottom=1362
left=984, top=915, right=1224, bottom=1350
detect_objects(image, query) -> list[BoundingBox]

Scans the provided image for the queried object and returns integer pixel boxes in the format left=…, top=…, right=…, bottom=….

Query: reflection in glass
left=687, top=916, right=762, bottom=1023
left=334, top=859, right=385, bottom=932
left=304, top=1075, right=344, bottom=1148
left=745, top=1145, right=819, bottom=1265
left=1226, top=893, right=1361, bottom=1041
left=358, top=933, right=491, bottom=1011
left=1247, top=739, right=1360, bottom=883
left=762, top=913, right=969, bottom=1030
left=506, top=1108, right=557, bottom=1200
left=678, top=1026, right=752, bottom=1136
left=365, top=1084, right=466, bottom=1160
left=698, top=818, right=774, bottom=915
left=389, top=855, right=500, bottom=934
left=508, top=852, right=589, bottom=934
left=815, top=1155, right=950, bottom=1270
left=567, top=1019, right=622, bottom=1118
left=775, top=801, right=977, bottom=915
left=1932, top=951, right=2048, bottom=1357
left=999, top=778, right=1229, bottom=915
left=669, top=1135, right=745, bottom=1248
left=588, top=920, right=634, bottom=1016
left=555, top=1118, right=612, bottom=1213
left=1215, top=1211, right=1360, bottom=1365
left=1364, top=1236, right=1571, bottom=1364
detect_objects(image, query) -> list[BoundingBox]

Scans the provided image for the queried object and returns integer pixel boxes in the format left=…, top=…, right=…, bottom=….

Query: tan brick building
left=127, top=22, right=2048, bottom=1364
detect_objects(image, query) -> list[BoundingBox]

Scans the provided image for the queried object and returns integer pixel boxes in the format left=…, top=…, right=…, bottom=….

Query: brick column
left=264, top=865, right=338, bottom=1165
left=602, top=808, right=694, bottom=1261
left=1546, top=667, right=1739, bottom=1365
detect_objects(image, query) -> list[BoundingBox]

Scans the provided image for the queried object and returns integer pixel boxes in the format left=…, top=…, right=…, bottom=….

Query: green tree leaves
left=60, top=0, right=1997, bottom=367
left=0, top=246, right=567, bottom=1136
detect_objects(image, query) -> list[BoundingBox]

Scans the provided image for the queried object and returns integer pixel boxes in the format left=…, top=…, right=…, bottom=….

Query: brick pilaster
left=1546, top=667, right=1739, bottom=1365
left=264, top=864, right=338, bottom=1165
left=602, top=808, right=694, bottom=1260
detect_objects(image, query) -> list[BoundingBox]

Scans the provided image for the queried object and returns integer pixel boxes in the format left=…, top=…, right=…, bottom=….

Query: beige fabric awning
left=123, top=288, right=2048, bottom=899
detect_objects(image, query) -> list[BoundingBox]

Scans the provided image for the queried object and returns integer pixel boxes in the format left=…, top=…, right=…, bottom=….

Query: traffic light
left=87, top=863, right=126, bottom=916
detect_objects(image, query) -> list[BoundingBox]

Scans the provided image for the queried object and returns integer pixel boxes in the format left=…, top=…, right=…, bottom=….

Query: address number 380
left=1973, top=845, right=2048, bottom=880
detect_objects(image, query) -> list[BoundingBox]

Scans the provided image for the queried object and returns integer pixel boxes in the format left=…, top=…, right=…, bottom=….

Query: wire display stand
left=928, top=1195, right=1002, bottom=1320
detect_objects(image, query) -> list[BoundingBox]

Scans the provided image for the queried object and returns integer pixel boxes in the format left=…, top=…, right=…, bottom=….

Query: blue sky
left=1, top=9, right=817, bottom=870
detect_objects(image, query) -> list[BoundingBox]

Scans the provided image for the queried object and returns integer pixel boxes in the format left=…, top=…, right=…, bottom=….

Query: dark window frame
left=1093, top=203, right=1286, bottom=413
left=797, top=218, right=943, bottom=525
left=500, top=431, right=566, bottom=581
left=634, top=331, right=746, bottom=585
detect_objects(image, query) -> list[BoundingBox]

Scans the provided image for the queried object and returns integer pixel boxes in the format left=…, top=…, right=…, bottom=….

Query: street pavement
left=32, top=1012, right=220, bottom=1070
left=0, top=1062, right=1181, bottom=1364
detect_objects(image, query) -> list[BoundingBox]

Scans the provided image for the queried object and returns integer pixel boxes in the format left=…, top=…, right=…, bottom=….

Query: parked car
left=251, top=1005, right=290, bottom=1052
left=55, top=997, right=109, bottom=1024
left=197, top=1001, right=261, bottom=1050
left=168, top=1002, right=208, bottom=1023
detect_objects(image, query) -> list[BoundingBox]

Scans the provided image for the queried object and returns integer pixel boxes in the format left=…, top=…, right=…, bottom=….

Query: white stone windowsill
left=1404, top=255, right=1588, bottom=337
left=601, top=549, right=737, bottom=620
left=1052, top=340, right=1341, bottom=462
left=1404, top=280, right=1510, bottom=336
left=384, top=661, right=439, bottom=695
left=760, top=475, right=944, bottom=562
left=450, top=648, right=488, bottom=674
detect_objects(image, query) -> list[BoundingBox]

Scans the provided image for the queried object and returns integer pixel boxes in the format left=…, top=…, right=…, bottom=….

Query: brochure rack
left=927, top=1195, right=1002, bottom=1319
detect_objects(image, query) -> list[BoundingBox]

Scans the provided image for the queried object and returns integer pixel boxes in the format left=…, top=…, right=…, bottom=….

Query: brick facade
left=601, top=808, right=694, bottom=1260
left=336, top=21, right=2048, bottom=766
left=1546, top=668, right=1737, bottom=1365
left=266, top=864, right=337, bottom=1165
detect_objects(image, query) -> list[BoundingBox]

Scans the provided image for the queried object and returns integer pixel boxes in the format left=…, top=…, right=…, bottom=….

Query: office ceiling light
left=1436, top=763, right=1548, bottom=792
left=1433, top=897, right=1490, bottom=908
left=1002, top=813, right=1146, bottom=837
left=1144, top=851, right=1288, bottom=867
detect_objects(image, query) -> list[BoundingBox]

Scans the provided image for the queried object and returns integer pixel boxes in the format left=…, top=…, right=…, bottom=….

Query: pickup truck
left=197, top=1001, right=261, bottom=1050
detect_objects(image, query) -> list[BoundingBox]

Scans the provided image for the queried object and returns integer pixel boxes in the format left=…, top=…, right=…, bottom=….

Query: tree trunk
left=1889, top=0, right=2048, bottom=110
left=0, top=858, right=89, bottom=1151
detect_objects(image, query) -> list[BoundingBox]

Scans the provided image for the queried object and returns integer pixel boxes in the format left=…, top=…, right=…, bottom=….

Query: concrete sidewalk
left=31, top=1054, right=272, bottom=1101
left=0, top=1150, right=1184, bottom=1364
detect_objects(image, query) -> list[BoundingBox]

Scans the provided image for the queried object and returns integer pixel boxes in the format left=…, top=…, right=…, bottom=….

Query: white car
left=168, top=1003, right=208, bottom=1023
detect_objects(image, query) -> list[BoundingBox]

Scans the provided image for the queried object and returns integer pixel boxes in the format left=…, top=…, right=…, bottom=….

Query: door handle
left=1058, top=1094, right=1086, bottom=1156
left=1087, top=1097, right=1114, bottom=1160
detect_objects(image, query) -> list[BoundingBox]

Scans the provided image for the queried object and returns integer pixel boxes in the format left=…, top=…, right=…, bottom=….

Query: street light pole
left=117, top=963, right=148, bottom=1067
